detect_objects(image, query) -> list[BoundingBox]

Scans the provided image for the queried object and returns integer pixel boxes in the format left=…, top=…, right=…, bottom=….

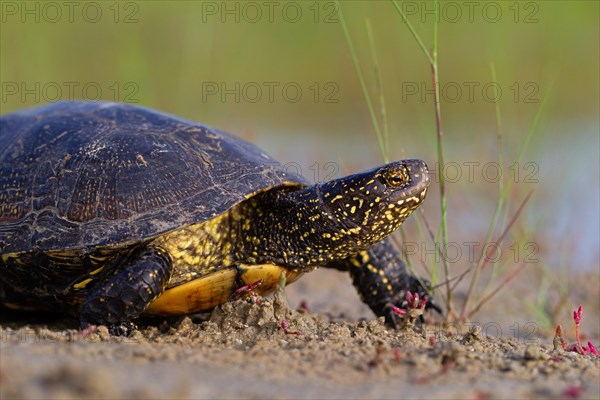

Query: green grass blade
left=336, top=2, right=387, bottom=159
left=390, top=0, right=434, bottom=66
left=365, top=17, right=389, bottom=163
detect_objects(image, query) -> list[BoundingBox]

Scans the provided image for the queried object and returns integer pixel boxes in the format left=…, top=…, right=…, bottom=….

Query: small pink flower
left=235, top=279, right=264, bottom=295
left=573, top=305, right=583, bottom=326
left=586, top=341, right=599, bottom=357
left=405, top=291, right=425, bottom=309
left=391, top=305, right=407, bottom=316
left=572, top=305, right=585, bottom=354
left=405, top=291, right=415, bottom=305
left=562, top=386, right=583, bottom=398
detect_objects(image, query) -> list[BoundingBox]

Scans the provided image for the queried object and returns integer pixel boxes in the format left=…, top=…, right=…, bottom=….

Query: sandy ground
left=1, top=268, right=599, bottom=400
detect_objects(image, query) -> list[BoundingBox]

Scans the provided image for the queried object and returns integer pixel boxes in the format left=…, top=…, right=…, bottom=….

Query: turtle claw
left=108, top=322, right=137, bottom=336
left=383, top=303, right=401, bottom=328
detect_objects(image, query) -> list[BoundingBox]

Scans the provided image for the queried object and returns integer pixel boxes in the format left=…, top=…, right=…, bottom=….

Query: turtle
left=0, top=101, right=435, bottom=335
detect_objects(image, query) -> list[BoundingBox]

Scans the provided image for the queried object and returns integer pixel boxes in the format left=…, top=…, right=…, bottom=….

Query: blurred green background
left=1, top=1, right=598, bottom=278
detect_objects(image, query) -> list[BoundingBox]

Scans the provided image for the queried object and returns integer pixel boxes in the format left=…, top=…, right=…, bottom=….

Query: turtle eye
left=384, top=168, right=408, bottom=187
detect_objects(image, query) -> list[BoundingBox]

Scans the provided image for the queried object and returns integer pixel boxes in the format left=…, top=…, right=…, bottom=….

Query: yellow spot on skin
left=73, top=278, right=93, bottom=290
left=375, top=197, right=381, bottom=203
left=350, top=206, right=356, bottom=214
left=331, top=195, right=343, bottom=203
left=89, top=266, right=104, bottom=275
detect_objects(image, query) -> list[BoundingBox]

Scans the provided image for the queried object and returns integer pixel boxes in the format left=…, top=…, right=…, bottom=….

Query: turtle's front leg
left=80, top=247, right=172, bottom=335
left=324, top=238, right=439, bottom=327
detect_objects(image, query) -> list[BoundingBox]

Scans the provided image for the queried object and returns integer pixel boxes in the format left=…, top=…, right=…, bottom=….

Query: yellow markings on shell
left=350, top=205, right=356, bottom=214
left=330, top=195, right=343, bottom=203
left=73, top=278, right=93, bottom=290
left=89, top=266, right=104, bottom=276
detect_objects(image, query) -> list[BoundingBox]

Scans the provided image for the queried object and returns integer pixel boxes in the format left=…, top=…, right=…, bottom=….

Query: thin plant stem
left=365, top=17, right=389, bottom=163
left=391, top=0, right=434, bottom=66
left=460, top=63, right=506, bottom=317
left=466, top=189, right=534, bottom=318
left=461, top=80, right=553, bottom=318
left=466, top=261, right=527, bottom=318
left=393, top=0, right=451, bottom=317
left=336, top=2, right=387, bottom=159
left=430, top=14, right=452, bottom=317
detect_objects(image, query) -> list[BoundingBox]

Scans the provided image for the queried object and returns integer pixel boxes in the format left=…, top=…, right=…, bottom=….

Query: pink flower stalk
left=419, top=296, right=427, bottom=309
left=406, top=291, right=416, bottom=307
left=573, top=305, right=583, bottom=326
left=573, top=305, right=585, bottom=355
left=404, top=291, right=427, bottom=309
left=584, top=341, right=599, bottom=357
left=235, top=279, right=264, bottom=295
left=588, top=341, right=599, bottom=356
left=391, top=305, right=407, bottom=316
left=391, top=291, right=427, bottom=319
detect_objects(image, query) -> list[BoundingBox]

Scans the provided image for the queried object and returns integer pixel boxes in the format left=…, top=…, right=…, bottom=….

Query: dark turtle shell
left=0, top=102, right=306, bottom=253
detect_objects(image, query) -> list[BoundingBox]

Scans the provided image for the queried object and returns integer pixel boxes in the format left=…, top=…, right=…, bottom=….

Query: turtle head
left=319, top=159, right=430, bottom=242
